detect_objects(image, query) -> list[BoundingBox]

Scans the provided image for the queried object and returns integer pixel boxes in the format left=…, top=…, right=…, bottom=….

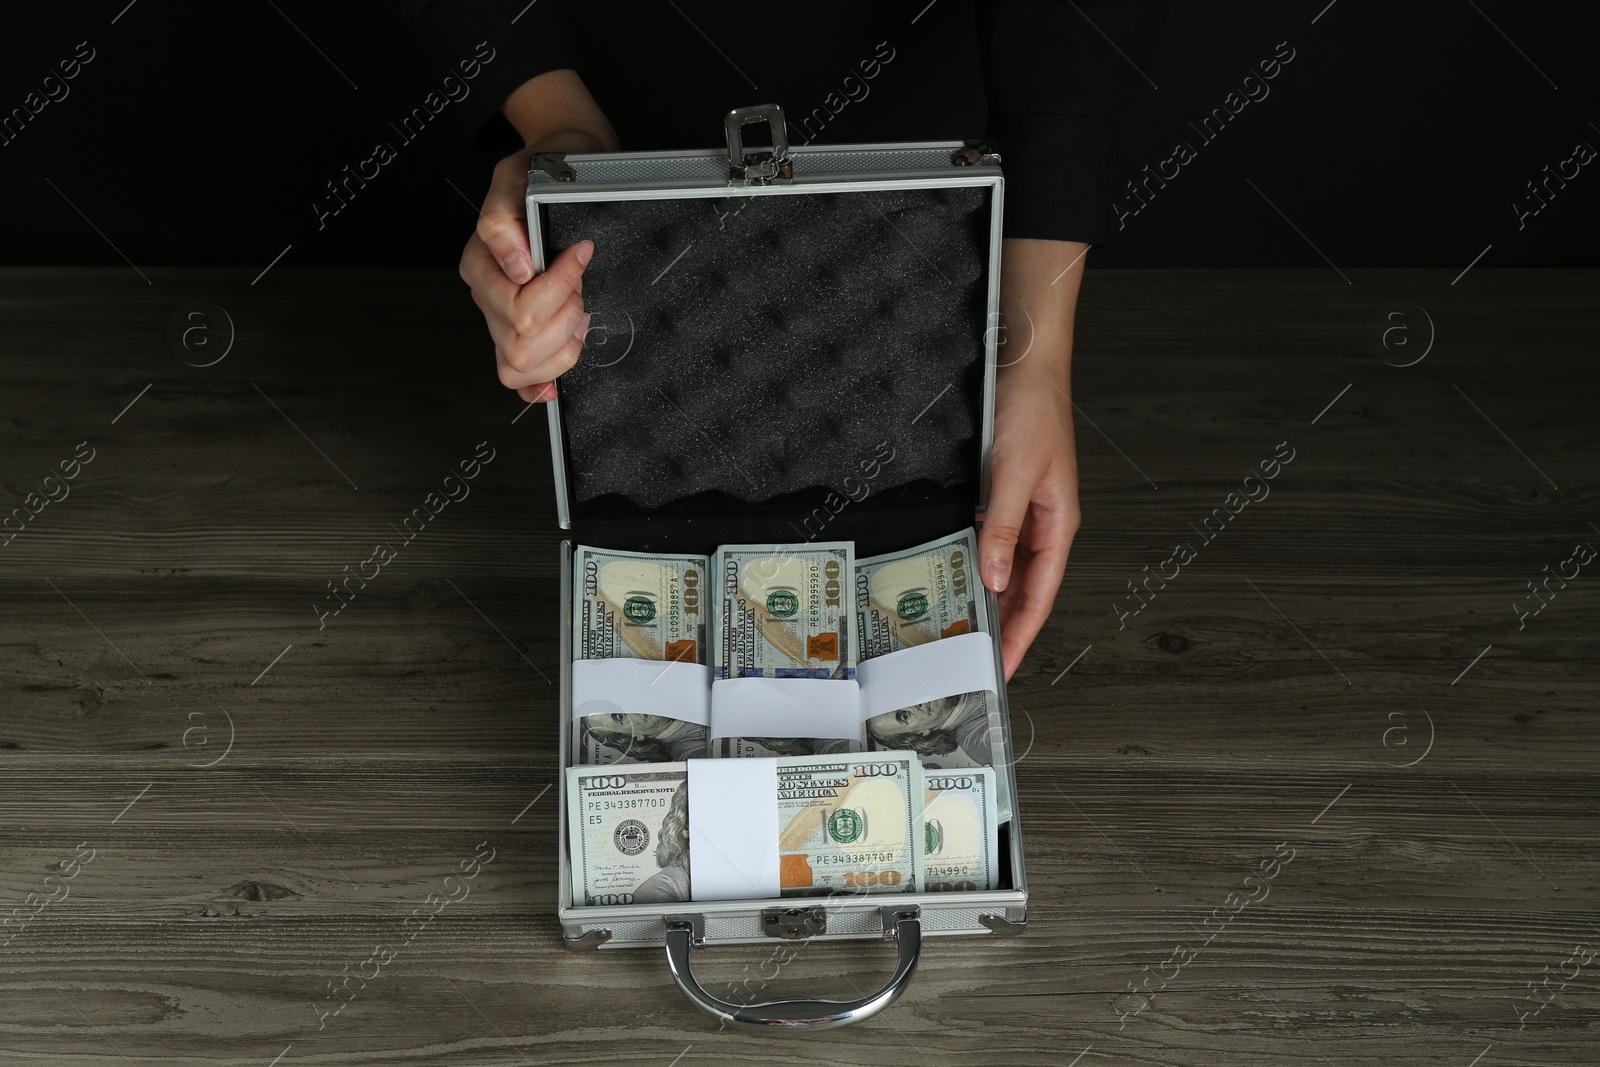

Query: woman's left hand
left=978, top=238, right=1088, bottom=681
left=981, top=353, right=1080, bottom=681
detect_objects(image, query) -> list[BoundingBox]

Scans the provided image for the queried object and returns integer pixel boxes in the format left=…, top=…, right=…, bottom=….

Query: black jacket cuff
left=990, top=112, right=1119, bottom=246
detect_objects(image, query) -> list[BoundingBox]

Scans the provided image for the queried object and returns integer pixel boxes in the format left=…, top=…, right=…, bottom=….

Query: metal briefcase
left=528, top=103, right=1027, bottom=1030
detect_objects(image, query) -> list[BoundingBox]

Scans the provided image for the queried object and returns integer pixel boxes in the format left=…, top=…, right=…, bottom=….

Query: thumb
left=475, top=149, right=537, bottom=284
left=978, top=457, right=1038, bottom=594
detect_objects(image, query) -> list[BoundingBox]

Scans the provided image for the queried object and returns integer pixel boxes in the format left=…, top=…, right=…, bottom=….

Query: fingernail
left=984, top=560, right=1010, bottom=592
left=575, top=240, right=594, bottom=267
left=577, top=312, right=592, bottom=343
left=502, top=252, right=532, bottom=283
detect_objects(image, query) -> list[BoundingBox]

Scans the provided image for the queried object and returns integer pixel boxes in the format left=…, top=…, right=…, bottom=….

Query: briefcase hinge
left=951, top=139, right=1001, bottom=167
left=762, top=906, right=827, bottom=940
left=532, top=152, right=576, bottom=183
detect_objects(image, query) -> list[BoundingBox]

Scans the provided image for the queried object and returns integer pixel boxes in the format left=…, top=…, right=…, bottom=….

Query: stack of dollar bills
left=573, top=528, right=1008, bottom=794
left=572, top=544, right=713, bottom=764
left=566, top=753, right=1000, bottom=906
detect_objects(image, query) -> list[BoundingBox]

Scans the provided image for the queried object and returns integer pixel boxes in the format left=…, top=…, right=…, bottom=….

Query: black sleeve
left=390, top=0, right=581, bottom=152
left=975, top=0, right=1170, bottom=245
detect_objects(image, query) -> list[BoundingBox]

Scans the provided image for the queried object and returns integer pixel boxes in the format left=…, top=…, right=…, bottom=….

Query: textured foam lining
left=544, top=185, right=992, bottom=514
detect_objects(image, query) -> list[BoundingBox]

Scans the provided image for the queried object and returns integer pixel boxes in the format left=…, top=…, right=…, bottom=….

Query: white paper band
left=571, top=658, right=712, bottom=726
left=708, top=677, right=863, bottom=742
left=687, top=757, right=780, bottom=900
left=856, top=631, right=999, bottom=721
left=571, top=635, right=996, bottom=739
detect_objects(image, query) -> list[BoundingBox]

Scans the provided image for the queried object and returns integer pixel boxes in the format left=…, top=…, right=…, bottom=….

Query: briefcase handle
left=663, top=905, right=921, bottom=1030
left=724, top=103, right=793, bottom=183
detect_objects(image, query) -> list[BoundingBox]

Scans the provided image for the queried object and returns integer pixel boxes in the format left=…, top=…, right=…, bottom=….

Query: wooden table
left=3, top=267, right=1595, bottom=1065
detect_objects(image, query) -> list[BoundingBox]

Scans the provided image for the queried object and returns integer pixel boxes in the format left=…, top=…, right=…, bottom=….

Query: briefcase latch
left=725, top=103, right=793, bottom=185
left=762, top=905, right=827, bottom=940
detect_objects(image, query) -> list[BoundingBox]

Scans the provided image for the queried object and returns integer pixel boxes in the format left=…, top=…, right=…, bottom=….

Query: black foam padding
left=544, top=185, right=992, bottom=515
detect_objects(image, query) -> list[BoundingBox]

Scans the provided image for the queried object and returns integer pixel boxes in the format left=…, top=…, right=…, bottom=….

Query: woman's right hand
left=458, top=144, right=594, bottom=403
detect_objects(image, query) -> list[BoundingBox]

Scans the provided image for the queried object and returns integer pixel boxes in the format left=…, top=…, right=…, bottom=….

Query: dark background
left=1, top=0, right=1595, bottom=271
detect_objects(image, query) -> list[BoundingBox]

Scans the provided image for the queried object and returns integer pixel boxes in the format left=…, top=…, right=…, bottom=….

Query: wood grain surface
left=2, top=267, right=1596, bottom=1065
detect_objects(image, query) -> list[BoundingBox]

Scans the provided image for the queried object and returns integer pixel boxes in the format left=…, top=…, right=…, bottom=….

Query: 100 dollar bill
left=857, top=528, right=1011, bottom=819
left=921, top=767, right=999, bottom=892
left=567, top=752, right=924, bottom=906
left=567, top=763, right=690, bottom=907
left=573, top=545, right=710, bottom=765
left=777, top=751, right=922, bottom=897
left=714, top=542, right=859, bottom=758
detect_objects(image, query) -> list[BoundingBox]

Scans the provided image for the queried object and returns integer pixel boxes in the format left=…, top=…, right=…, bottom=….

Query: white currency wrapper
left=687, top=757, right=781, bottom=900
left=708, top=677, right=863, bottom=742
left=571, top=658, right=712, bottom=726
left=855, top=631, right=998, bottom=720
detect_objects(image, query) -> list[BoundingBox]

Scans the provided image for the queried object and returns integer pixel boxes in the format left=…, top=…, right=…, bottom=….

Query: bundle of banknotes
left=573, top=528, right=1010, bottom=817
left=855, top=529, right=1013, bottom=820
left=572, top=545, right=713, bottom=764
left=566, top=752, right=1000, bottom=906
